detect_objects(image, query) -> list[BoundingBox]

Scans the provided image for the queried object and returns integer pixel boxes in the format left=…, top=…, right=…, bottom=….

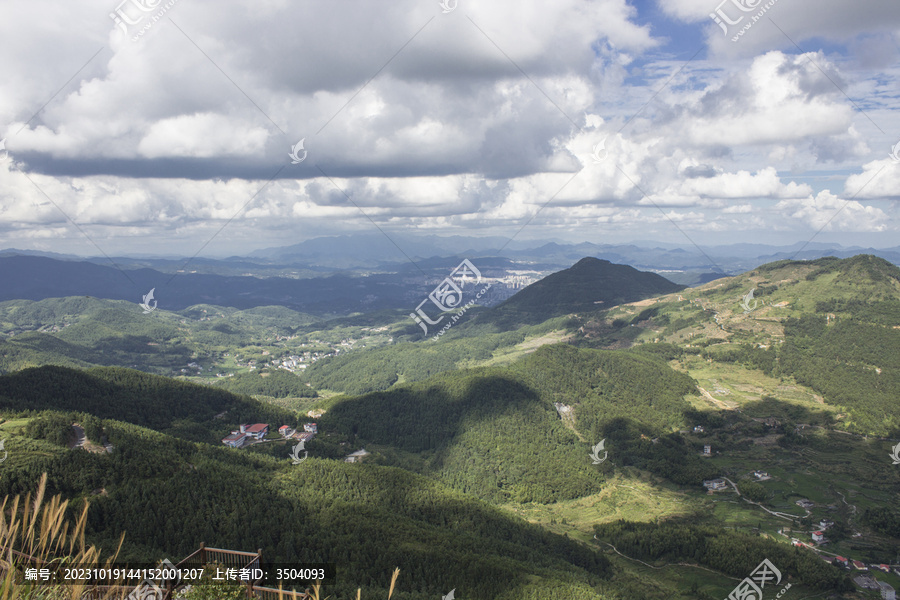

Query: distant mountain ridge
left=0, top=255, right=416, bottom=314
left=246, top=234, right=900, bottom=274
left=7, top=237, right=898, bottom=279
left=2, top=243, right=899, bottom=318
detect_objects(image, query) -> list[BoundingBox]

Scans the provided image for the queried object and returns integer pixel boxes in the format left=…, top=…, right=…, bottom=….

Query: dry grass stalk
left=0, top=473, right=125, bottom=600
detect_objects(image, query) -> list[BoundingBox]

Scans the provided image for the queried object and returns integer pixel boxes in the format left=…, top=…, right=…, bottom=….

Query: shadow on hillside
left=682, top=396, right=837, bottom=435
left=0, top=365, right=297, bottom=443
left=319, top=373, right=546, bottom=455
left=738, top=396, right=836, bottom=427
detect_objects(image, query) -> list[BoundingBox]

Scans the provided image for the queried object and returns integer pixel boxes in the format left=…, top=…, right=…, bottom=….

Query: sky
left=0, top=0, right=898, bottom=258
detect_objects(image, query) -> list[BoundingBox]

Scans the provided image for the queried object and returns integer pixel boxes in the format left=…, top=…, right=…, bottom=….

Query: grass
left=601, top=549, right=821, bottom=600
left=0, top=421, right=30, bottom=435
left=471, top=330, right=573, bottom=368
left=602, top=550, right=742, bottom=598
left=0, top=473, right=125, bottom=600
left=501, top=472, right=695, bottom=542
left=673, top=356, right=833, bottom=415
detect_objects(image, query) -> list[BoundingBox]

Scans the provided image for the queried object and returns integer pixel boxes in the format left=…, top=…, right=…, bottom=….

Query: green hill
left=577, top=254, right=900, bottom=436
left=318, top=344, right=714, bottom=502
left=0, top=332, right=95, bottom=372
left=301, top=258, right=686, bottom=395
left=468, top=258, right=684, bottom=330
left=0, top=296, right=320, bottom=377
left=0, top=365, right=297, bottom=443
left=214, top=368, right=318, bottom=398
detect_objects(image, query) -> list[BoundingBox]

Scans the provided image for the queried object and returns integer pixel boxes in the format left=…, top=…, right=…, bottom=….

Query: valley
left=0, top=253, right=898, bottom=599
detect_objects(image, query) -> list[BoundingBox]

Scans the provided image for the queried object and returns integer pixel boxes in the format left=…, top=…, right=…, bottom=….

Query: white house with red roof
left=223, top=424, right=269, bottom=447
left=812, top=531, right=824, bottom=542
left=240, top=423, right=269, bottom=439
left=222, top=432, right=248, bottom=448
left=278, top=425, right=293, bottom=437
left=304, top=423, right=317, bottom=433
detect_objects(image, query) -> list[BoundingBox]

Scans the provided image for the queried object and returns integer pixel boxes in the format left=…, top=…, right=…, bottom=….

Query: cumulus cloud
left=0, top=0, right=897, bottom=254
left=774, top=190, right=889, bottom=231
left=844, top=160, right=900, bottom=200
left=667, top=51, right=856, bottom=148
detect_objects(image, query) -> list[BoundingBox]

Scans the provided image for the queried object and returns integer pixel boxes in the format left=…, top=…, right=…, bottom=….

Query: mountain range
left=0, top=252, right=897, bottom=599
left=6, top=236, right=900, bottom=281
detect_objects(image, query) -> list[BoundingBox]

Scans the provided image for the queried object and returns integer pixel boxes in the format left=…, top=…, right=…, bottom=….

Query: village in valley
left=221, top=422, right=318, bottom=448
left=701, top=472, right=899, bottom=598
left=221, top=421, right=370, bottom=463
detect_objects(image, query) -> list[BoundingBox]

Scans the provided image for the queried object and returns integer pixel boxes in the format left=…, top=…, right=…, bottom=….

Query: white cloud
left=0, top=0, right=897, bottom=253
left=774, top=190, right=889, bottom=231
left=672, top=167, right=811, bottom=199
left=844, top=161, right=900, bottom=200
left=138, top=113, right=269, bottom=158
left=674, top=52, right=856, bottom=148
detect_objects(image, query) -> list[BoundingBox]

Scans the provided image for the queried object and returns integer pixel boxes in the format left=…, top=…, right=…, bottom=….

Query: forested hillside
left=577, top=255, right=900, bottom=436
left=318, top=344, right=714, bottom=502
left=213, top=368, right=318, bottom=398
left=301, top=318, right=569, bottom=395
left=0, top=408, right=616, bottom=600
left=0, top=366, right=297, bottom=443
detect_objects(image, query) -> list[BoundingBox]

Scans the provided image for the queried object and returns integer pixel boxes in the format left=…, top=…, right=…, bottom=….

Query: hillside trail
left=722, top=477, right=800, bottom=521
left=834, top=489, right=858, bottom=517
left=70, top=424, right=86, bottom=449
left=561, top=414, right=585, bottom=442
left=553, top=404, right=585, bottom=441
left=696, top=386, right=731, bottom=410
left=595, top=539, right=741, bottom=581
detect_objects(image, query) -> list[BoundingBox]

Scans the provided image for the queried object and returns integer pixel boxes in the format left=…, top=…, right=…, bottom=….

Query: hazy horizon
left=2, top=235, right=900, bottom=262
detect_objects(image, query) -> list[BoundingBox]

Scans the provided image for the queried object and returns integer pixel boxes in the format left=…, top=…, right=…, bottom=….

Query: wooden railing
left=177, top=543, right=261, bottom=570
left=176, top=543, right=310, bottom=600
left=251, top=586, right=311, bottom=600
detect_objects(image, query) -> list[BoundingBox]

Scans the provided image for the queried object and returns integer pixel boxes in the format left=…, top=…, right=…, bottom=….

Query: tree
left=739, top=481, right=767, bottom=503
